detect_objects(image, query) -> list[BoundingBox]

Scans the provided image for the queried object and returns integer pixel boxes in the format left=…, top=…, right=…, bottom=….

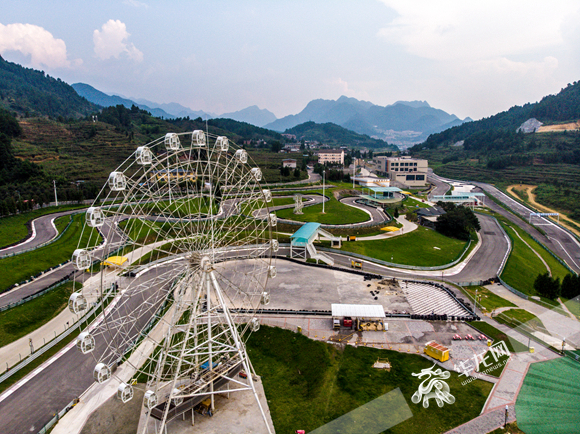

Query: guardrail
left=37, top=398, right=78, bottom=434
left=0, top=284, right=115, bottom=380
left=315, top=237, right=473, bottom=271
left=0, top=212, right=82, bottom=259
left=0, top=275, right=75, bottom=313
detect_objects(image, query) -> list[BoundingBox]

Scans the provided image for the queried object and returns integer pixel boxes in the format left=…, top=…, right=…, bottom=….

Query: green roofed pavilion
left=290, top=222, right=321, bottom=247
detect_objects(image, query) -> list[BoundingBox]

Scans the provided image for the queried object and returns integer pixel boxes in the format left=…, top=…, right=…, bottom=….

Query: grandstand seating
left=402, top=282, right=468, bottom=317
left=516, top=357, right=580, bottom=434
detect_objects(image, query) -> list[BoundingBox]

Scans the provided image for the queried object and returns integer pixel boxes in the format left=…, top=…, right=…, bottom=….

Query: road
left=429, top=172, right=580, bottom=274
left=0, top=219, right=126, bottom=309
left=0, top=209, right=81, bottom=256
left=0, top=266, right=173, bottom=434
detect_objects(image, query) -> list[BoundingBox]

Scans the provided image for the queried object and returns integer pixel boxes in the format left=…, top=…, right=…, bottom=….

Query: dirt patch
left=537, top=121, right=580, bottom=132
left=80, top=388, right=144, bottom=434
left=506, top=184, right=580, bottom=237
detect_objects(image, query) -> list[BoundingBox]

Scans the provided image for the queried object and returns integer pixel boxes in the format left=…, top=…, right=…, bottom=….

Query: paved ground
left=484, top=282, right=580, bottom=349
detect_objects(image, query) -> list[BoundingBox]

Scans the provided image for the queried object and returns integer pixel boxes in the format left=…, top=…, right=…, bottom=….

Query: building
left=415, top=206, right=446, bottom=229
left=374, top=156, right=428, bottom=187
left=317, top=149, right=345, bottom=165
left=282, top=159, right=297, bottom=168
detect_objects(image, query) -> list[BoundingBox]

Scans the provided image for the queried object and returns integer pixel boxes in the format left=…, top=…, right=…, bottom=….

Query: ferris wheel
left=69, top=131, right=277, bottom=433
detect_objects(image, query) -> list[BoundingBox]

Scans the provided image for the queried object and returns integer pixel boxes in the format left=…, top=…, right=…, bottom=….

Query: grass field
left=500, top=220, right=571, bottom=297
left=276, top=194, right=370, bottom=225
left=494, top=309, right=550, bottom=335
left=470, top=321, right=528, bottom=353
left=477, top=352, right=510, bottom=378
left=0, top=214, right=101, bottom=293
left=0, top=280, right=81, bottom=348
left=327, top=226, right=468, bottom=267
left=248, top=326, right=493, bottom=434
left=0, top=204, right=87, bottom=248
left=463, top=286, right=517, bottom=314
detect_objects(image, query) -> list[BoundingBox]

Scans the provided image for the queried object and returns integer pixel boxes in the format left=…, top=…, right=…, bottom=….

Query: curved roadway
left=429, top=172, right=580, bottom=274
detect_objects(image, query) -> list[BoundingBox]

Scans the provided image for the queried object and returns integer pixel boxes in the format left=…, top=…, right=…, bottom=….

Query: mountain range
left=264, top=95, right=471, bottom=147
left=72, top=82, right=277, bottom=127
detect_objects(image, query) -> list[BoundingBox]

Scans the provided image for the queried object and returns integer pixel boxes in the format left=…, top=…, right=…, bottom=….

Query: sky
left=1, top=0, right=579, bottom=120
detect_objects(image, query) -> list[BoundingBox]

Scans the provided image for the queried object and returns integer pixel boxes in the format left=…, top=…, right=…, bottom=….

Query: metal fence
left=316, top=238, right=472, bottom=271
left=0, top=287, right=112, bottom=380
left=0, top=276, right=74, bottom=313
left=0, top=212, right=81, bottom=259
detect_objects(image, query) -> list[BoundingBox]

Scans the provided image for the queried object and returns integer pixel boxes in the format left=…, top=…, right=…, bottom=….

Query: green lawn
left=463, top=286, right=517, bottom=314
left=494, top=309, right=550, bottom=335
left=0, top=204, right=87, bottom=248
left=241, top=196, right=295, bottom=214
left=328, top=226, right=468, bottom=267
left=477, top=352, right=510, bottom=378
left=0, top=214, right=101, bottom=293
left=276, top=194, right=370, bottom=225
left=0, top=280, right=81, bottom=348
left=248, top=326, right=493, bottom=434
left=404, top=196, right=431, bottom=209
left=471, top=321, right=528, bottom=353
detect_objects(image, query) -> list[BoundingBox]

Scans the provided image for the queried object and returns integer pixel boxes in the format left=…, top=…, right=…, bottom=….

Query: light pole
left=53, top=180, right=58, bottom=206
left=475, top=288, right=478, bottom=311
left=322, top=169, right=326, bottom=214
left=353, top=158, right=356, bottom=189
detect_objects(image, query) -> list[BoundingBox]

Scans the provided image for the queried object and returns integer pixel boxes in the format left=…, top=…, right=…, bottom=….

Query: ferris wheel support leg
left=209, top=271, right=273, bottom=434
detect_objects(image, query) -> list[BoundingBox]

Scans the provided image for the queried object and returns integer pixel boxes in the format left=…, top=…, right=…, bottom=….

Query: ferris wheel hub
left=200, top=255, right=213, bottom=272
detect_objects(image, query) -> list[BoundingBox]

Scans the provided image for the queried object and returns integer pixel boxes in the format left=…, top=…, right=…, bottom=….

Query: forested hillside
left=0, top=56, right=99, bottom=119
left=285, top=121, right=398, bottom=150
left=412, top=81, right=580, bottom=224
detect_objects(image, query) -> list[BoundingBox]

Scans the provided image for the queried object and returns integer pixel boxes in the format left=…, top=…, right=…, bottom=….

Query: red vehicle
left=466, top=334, right=475, bottom=340
left=342, top=317, right=353, bottom=328
left=479, top=334, right=487, bottom=340
left=452, top=334, right=462, bottom=340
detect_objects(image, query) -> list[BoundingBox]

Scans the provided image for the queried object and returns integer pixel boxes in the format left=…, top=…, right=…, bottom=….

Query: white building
left=374, top=156, right=428, bottom=187
left=318, top=149, right=345, bottom=165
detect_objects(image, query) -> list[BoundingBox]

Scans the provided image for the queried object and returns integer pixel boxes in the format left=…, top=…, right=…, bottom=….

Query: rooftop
left=290, top=222, right=321, bottom=246
left=331, top=303, right=385, bottom=318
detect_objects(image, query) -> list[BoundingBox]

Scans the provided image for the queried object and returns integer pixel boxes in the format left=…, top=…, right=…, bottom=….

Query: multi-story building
left=317, top=149, right=345, bottom=165
left=374, top=156, right=428, bottom=187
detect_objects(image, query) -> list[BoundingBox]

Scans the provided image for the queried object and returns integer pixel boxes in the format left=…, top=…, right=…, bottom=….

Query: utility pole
left=53, top=180, right=58, bottom=206
left=353, top=158, right=356, bottom=189
left=322, top=169, right=326, bottom=214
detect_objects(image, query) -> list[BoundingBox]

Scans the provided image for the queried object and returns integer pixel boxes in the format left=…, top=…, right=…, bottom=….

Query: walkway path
left=483, top=283, right=580, bottom=349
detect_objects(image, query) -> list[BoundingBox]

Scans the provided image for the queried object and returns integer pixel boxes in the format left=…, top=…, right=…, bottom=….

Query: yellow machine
left=351, top=259, right=362, bottom=269
left=424, top=341, right=450, bottom=362
left=356, top=318, right=385, bottom=331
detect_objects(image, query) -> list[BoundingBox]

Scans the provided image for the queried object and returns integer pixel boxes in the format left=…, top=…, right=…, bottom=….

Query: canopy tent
left=102, top=256, right=129, bottom=267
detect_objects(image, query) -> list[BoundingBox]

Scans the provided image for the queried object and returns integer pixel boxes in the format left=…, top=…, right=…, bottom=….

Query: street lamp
left=53, top=180, right=59, bottom=206
left=322, top=169, right=326, bottom=214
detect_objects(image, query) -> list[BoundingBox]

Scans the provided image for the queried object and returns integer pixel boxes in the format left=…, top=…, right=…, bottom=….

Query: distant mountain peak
left=219, top=105, right=277, bottom=128
left=393, top=100, right=431, bottom=109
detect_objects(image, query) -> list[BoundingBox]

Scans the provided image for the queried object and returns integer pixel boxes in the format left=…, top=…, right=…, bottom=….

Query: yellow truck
left=424, top=341, right=450, bottom=362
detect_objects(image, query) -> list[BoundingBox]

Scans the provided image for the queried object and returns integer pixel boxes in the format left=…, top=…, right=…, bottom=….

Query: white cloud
left=377, top=0, right=578, bottom=61
left=0, top=23, right=80, bottom=69
left=93, top=19, right=143, bottom=62
left=123, top=0, right=149, bottom=8
left=326, top=77, right=369, bottom=100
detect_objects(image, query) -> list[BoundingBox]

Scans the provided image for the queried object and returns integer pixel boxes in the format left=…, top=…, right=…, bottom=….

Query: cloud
left=123, top=0, right=149, bottom=8
left=327, top=77, right=369, bottom=100
left=0, top=23, right=80, bottom=69
left=93, top=19, right=143, bottom=62
left=377, top=0, right=578, bottom=62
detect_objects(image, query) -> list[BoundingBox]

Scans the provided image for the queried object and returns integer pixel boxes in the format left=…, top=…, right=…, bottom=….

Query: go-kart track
left=0, top=134, right=576, bottom=434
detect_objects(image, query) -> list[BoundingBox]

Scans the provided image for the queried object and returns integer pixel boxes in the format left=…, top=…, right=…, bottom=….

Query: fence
left=37, top=398, right=78, bottom=434
left=0, top=212, right=81, bottom=259
left=315, top=238, right=473, bottom=271
left=0, top=275, right=74, bottom=313
left=0, top=286, right=113, bottom=380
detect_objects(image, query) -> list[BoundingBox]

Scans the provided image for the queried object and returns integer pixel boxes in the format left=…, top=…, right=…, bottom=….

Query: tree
left=270, top=141, right=283, bottom=153
left=561, top=274, right=580, bottom=299
left=293, top=168, right=300, bottom=178
left=405, top=211, right=418, bottom=223
left=394, top=207, right=399, bottom=218
left=533, top=273, right=561, bottom=300
left=435, top=202, right=481, bottom=240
